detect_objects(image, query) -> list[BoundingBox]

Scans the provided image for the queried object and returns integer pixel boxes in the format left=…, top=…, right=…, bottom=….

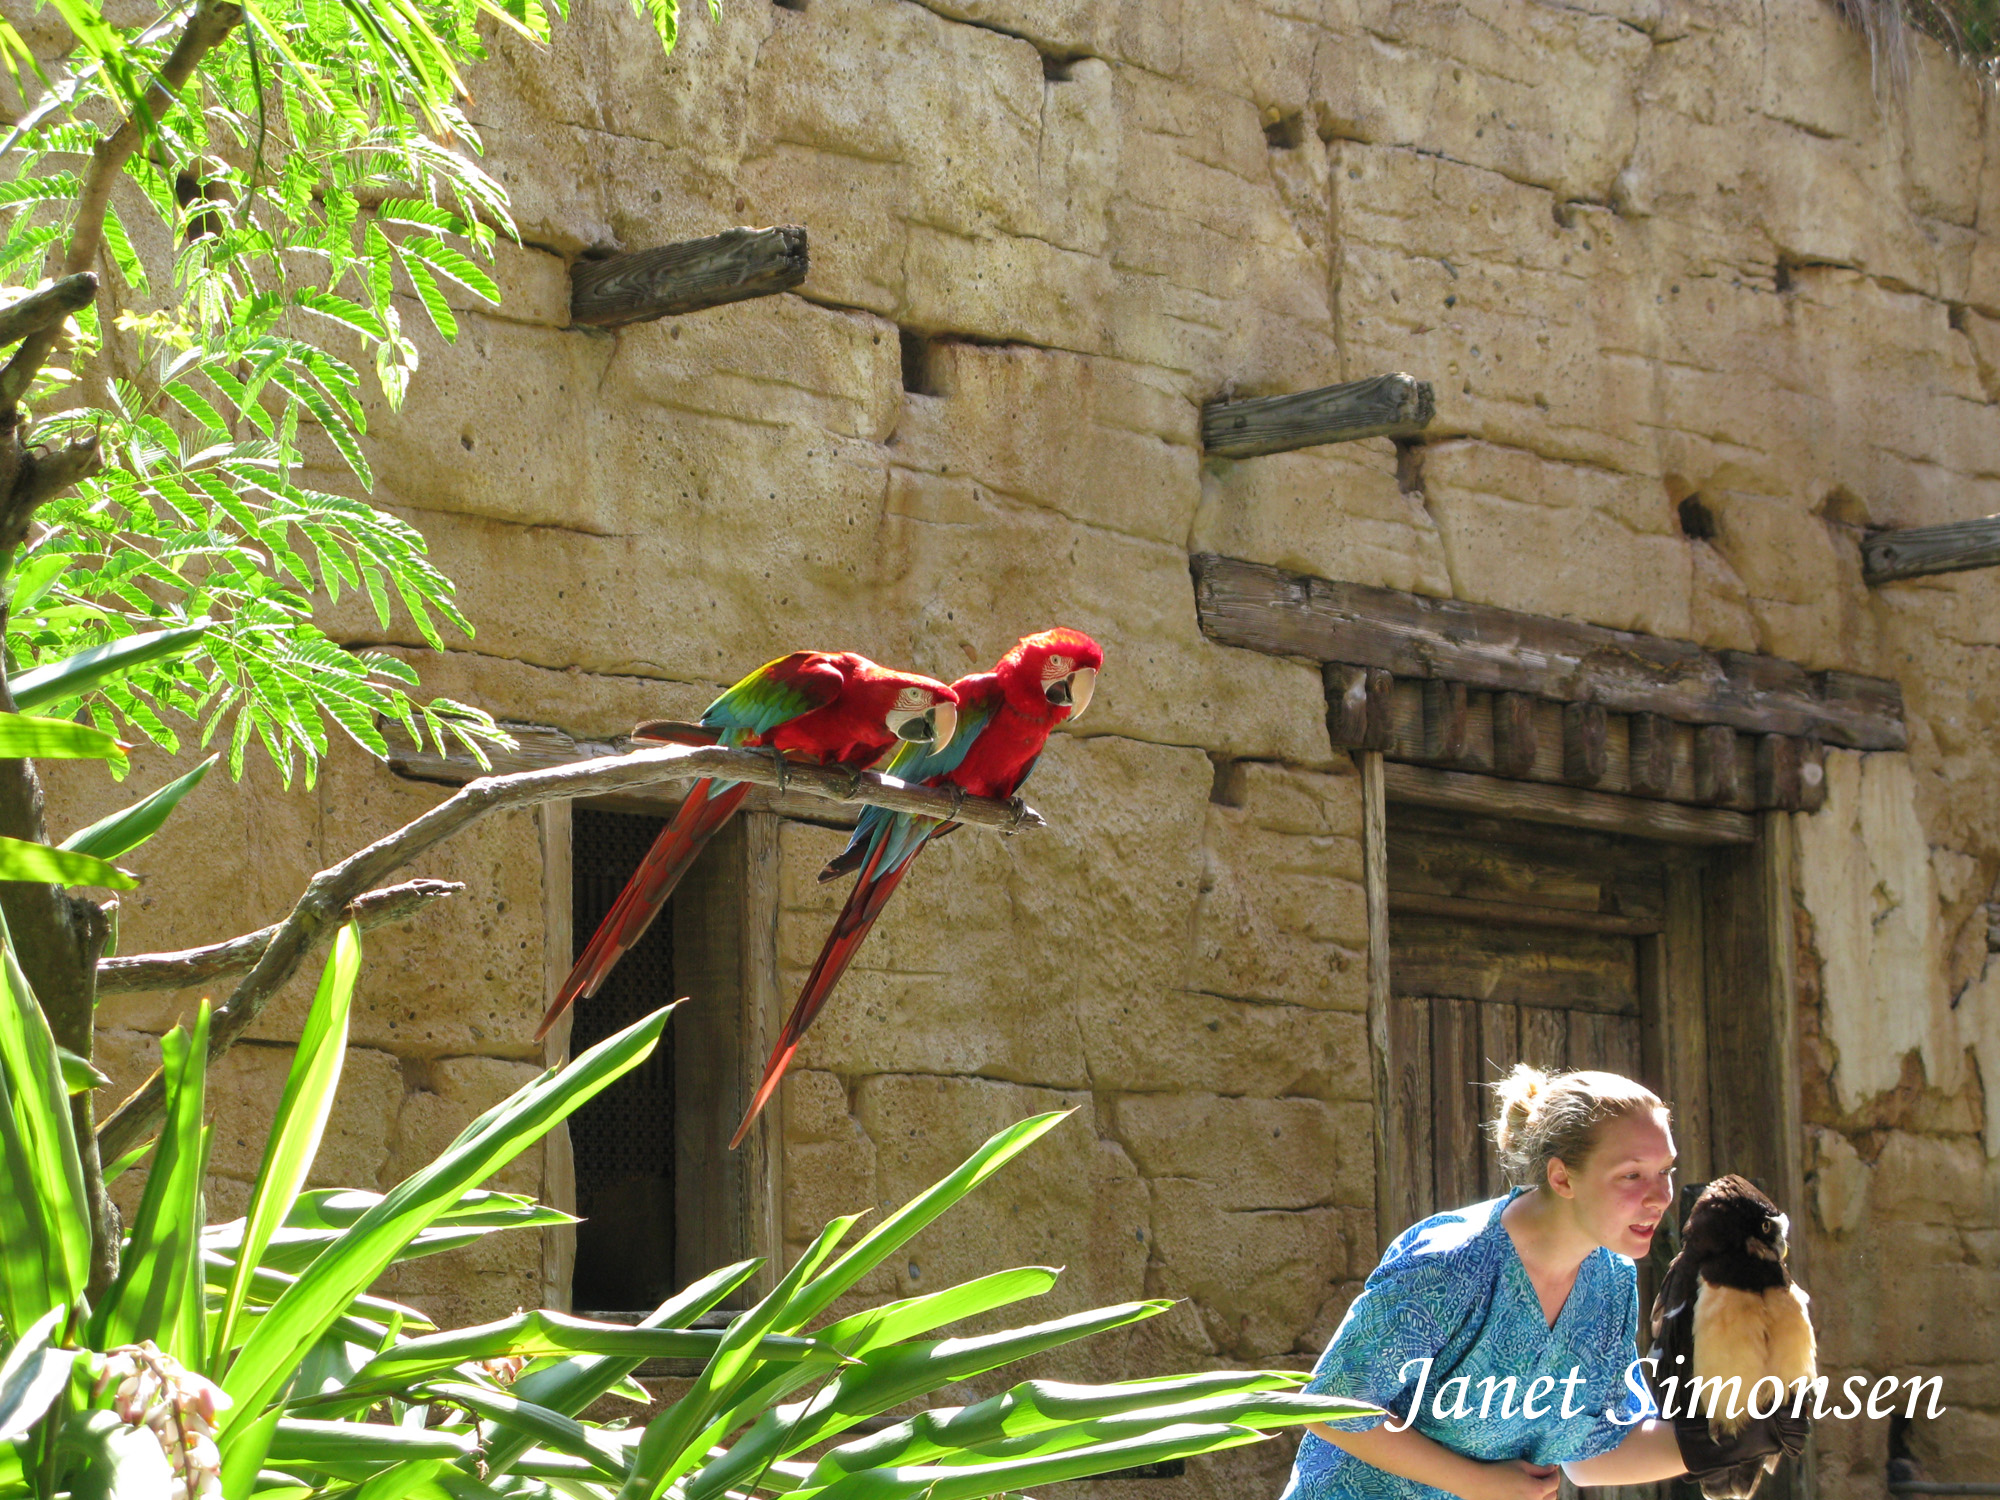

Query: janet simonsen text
left=1378, top=1358, right=1949, bottom=1432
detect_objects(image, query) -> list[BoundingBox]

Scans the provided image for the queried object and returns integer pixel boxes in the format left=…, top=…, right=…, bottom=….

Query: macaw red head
left=874, top=670, right=960, bottom=753
left=994, top=628, right=1102, bottom=722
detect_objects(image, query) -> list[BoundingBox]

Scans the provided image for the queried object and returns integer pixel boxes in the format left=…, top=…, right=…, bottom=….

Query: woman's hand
left=1462, top=1460, right=1562, bottom=1500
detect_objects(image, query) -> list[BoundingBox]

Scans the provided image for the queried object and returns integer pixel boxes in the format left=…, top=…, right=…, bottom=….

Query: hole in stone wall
left=1819, top=486, right=1871, bottom=529
left=1041, top=50, right=1075, bottom=80
left=1774, top=259, right=1796, bottom=294
left=1262, top=111, right=1305, bottom=150
left=1394, top=437, right=1426, bottom=497
left=772, top=0, right=806, bottom=10
left=1677, top=495, right=1718, bottom=540
left=899, top=329, right=936, bottom=396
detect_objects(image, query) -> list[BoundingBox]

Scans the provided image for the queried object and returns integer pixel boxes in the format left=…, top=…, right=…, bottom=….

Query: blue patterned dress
left=1283, top=1191, right=1651, bottom=1500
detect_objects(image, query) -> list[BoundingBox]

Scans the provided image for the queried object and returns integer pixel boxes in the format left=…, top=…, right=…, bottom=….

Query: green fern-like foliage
left=0, top=0, right=696, bottom=784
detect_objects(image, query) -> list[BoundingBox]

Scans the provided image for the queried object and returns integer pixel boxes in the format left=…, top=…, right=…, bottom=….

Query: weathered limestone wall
left=40, top=0, right=2000, bottom=1495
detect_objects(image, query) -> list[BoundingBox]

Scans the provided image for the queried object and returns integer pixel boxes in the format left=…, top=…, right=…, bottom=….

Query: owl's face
left=1683, top=1174, right=1791, bottom=1273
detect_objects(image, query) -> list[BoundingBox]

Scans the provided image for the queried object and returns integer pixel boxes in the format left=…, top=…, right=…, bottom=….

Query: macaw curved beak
left=928, top=699, right=958, bottom=754
left=1051, top=666, right=1096, bottom=719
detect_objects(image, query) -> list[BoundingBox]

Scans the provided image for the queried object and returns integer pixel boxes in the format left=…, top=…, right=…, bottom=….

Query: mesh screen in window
left=568, top=806, right=677, bottom=1312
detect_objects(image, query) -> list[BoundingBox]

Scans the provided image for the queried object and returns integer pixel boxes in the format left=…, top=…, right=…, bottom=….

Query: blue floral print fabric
left=1282, top=1190, right=1652, bottom=1500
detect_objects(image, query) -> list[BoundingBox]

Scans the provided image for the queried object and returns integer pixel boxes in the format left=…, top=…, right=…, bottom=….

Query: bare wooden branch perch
left=95, top=742, right=1045, bottom=1157
left=96, top=878, right=464, bottom=995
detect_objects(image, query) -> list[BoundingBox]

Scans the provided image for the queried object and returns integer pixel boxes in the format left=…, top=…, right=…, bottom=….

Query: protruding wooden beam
left=1562, top=702, right=1607, bottom=785
left=1694, top=725, right=1740, bottom=804
left=1382, top=762, right=1756, bottom=847
left=1422, top=679, right=1468, bottom=763
left=1324, top=663, right=1393, bottom=749
left=569, top=225, right=808, bottom=330
left=1628, top=713, right=1674, bottom=800
left=1492, top=692, right=1538, bottom=779
left=1863, top=515, right=2000, bottom=584
left=1191, top=554, right=1906, bottom=750
left=1201, top=373, right=1435, bottom=458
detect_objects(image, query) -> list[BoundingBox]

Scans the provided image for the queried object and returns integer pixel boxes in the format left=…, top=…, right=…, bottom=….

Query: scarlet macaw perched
left=533, top=652, right=959, bottom=1043
left=728, top=628, right=1102, bottom=1147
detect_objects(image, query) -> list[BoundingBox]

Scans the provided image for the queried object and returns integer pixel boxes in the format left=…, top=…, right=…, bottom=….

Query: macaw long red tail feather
left=728, top=842, right=922, bottom=1148
left=533, top=778, right=752, bottom=1042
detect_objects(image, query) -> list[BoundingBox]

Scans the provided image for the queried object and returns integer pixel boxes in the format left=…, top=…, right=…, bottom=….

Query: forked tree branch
left=95, top=742, right=1047, bottom=1156
left=97, top=878, right=464, bottom=994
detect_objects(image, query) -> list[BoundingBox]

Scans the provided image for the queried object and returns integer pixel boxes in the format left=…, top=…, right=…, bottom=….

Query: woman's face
left=1547, top=1108, right=1676, bottom=1258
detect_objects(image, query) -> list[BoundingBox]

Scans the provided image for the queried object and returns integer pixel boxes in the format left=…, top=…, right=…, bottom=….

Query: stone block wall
left=38, top=0, right=2000, bottom=1494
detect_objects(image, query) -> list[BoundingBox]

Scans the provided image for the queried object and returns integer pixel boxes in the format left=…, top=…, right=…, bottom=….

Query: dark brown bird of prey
left=1648, top=1175, right=1818, bottom=1500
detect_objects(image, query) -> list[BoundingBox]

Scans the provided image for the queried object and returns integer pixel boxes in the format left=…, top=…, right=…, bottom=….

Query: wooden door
left=1385, top=808, right=1669, bottom=1228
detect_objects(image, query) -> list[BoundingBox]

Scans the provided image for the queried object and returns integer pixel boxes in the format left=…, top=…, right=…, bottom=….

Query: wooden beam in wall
left=1201, top=373, right=1435, bottom=458
left=1192, top=553, right=1906, bottom=750
left=570, top=225, right=808, bottom=330
left=1343, top=676, right=1818, bottom=813
left=1862, top=514, right=2000, bottom=584
left=1382, top=762, right=1757, bottom=846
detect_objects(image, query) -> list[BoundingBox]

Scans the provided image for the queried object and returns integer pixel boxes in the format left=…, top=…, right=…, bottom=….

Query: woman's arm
left=1308, top=1423, right=1561, bottom=1500
left=1561, top=1420, right=1686, bottom=1487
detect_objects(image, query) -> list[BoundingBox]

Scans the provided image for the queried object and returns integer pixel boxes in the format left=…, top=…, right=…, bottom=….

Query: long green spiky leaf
left=59, top=754, right=217, bottom=859
left=325, top=1311, right=838, bottom=1403
left=0, top=712, right=129, bottom=768
left=482, top=1260, right=761, bottom=1480
left=0, top=906, right=89, bottom=1329
left=0, top=1305, right=77, bottom=1444
left=10, top=621, right=212, bottom=710
left=421, top=1383, right=629, bottom=1482
left=217, top=923, right=362, bottom=1364
left=787, top=1423, right=1273, bottom=1500
left=805, top=1372, right=1318, bottom=1480
left=0, top=836, right=137, bottom=889
left=220, top=1003, right=674, bottom=1432
left=90, top=1005, right=211, bottom=1358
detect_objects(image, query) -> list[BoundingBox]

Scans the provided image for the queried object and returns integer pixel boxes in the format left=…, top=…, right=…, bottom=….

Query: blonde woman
left=1283, top=1067, right=1807, bottom=1500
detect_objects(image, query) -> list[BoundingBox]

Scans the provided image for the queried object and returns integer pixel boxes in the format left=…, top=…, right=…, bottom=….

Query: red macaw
left=533, top=652, right=959, bottom=1043
left=728, top=628, right=1102, bottom=1147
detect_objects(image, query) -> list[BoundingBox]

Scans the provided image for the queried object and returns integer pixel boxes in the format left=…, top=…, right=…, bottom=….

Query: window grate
left=569, top=807, right=677, bottom=1311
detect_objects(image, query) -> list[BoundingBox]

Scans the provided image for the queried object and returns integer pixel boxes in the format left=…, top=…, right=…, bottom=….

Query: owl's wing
left=1648, top=1251, right=1701, bottom=1408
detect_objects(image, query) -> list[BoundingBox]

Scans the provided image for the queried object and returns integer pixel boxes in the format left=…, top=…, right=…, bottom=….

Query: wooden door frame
left=1358, top=753, right=1805, bottom=1276
left=539, top=802, right=787, bottom=1312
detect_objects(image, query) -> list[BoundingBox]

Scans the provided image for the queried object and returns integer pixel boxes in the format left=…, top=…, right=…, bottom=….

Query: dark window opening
left=569, top=807, right=678, bottom=1313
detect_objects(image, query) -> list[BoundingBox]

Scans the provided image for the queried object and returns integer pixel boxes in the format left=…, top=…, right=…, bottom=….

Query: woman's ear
left=1545, top=1157, right=1577, bottom=1199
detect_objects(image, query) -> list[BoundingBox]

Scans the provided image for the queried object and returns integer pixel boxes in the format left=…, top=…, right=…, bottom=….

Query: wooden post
left=1695, top=724, right=1740, bottom=804
left=1325, top=664, right=1394, bottom=749
left=1862, top=515, right=2000, bottom=583
left=537, top=801, right=576, bottom=1312
left=1754, top=734, right=1802, bottom=810
left=1492, top=691, right=1539, bottom=779
left=1797, top=739, right=1827, bottom=813
left=570, top=225, right=808, bottom=330
left=1628, top=713, right=1674, bottom=799
left=1201, top=373, right=1435, bottom=458
left=1562, top=702, right=1608, bottom=785
left=1422, top=678, right=1468, bottom=764
left=1359, top=750, right=1400, bottom=1251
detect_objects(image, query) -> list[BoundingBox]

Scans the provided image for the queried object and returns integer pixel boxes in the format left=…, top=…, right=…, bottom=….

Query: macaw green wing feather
left=702, top=652, right=847, bottom=743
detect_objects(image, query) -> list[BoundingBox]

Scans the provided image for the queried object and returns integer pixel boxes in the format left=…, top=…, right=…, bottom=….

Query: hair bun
left=1486, top=1065, right=1663, bottom=1191
left=1492, top=1063, right=1551, bottom=1157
